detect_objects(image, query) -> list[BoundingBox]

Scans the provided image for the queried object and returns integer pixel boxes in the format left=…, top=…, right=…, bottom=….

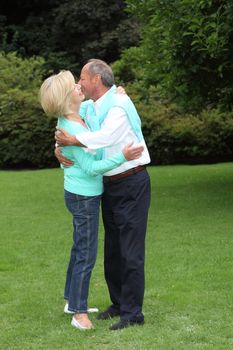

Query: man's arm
left=55, top=129, right=85, bottom=147
left=70, top=108, right=134, bottom=150
left=55, top=89, right=126, bottom=147
left=54, top=147, right=74, bottom=167
left=55, top=111, right=126, bottom=148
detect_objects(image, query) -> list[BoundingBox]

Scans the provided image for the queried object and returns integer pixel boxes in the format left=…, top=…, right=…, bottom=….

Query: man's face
left=78, top=64, right=96, bottom=99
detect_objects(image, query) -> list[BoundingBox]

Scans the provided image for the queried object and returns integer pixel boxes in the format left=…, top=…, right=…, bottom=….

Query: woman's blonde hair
left=39, top=70, right=75, bottom=116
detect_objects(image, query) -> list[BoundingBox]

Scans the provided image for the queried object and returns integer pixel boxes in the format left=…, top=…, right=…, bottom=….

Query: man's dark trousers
left=102, top=169, right=151, bottom=321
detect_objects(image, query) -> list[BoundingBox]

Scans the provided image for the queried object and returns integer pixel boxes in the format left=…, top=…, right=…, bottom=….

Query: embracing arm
left=54, top=147, right=74, bottom=167
left=69, top=108, right=131, bottom=149
left=55, top=129, right=84, bottom=147
left=55, top=88, right=126, bottom=147
left=72, top=143, right=143, bottom=177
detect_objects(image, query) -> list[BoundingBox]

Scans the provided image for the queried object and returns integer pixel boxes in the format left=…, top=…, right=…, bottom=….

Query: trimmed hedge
left=141, top=102, right=233, bottom=164
left=142, top=108, right=233, bottom=165
left=0, top=52, right=57, bottom=169
left=0, top=95, right=57, bottom=169
left=126, top=84, right=233, bottom=165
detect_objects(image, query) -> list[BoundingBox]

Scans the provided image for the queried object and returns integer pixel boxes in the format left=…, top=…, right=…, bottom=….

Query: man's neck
left=92, top=86, right=110, bottom=101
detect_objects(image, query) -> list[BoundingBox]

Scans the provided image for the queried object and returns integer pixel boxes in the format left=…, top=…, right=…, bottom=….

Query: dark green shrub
left=0, top=52, right=57, bottom=169
left=0, top=52, right=232, bottom=169
left=141, top=105, right=233, bottom=165
left=123, top=84, right=233, bottom=165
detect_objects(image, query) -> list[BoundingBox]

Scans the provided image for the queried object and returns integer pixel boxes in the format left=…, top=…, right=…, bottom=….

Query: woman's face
left=70, top=83, right=85, bottom=106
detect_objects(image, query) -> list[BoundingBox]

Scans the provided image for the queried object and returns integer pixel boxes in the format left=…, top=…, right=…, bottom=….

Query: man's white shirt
left=77, top=94, right=151, bottom=176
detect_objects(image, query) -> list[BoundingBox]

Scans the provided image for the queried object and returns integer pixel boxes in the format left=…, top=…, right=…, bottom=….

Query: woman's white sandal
left=71, top=316, right=94, bottom=330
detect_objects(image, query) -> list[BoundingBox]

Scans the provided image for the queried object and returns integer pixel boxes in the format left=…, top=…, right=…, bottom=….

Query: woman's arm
left=71, top=143, right=143, bottom=176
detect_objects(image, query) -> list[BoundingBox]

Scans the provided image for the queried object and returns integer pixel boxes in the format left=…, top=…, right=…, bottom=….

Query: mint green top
left=57, top=117, right=126, bottom=196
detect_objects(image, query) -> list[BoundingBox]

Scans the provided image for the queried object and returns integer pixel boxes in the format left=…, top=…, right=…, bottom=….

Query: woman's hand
left=122, top=142, right=144, bottom=161
left=116, top=86, right=126, bottom=95
left=54, top=147, right=74, bottom=167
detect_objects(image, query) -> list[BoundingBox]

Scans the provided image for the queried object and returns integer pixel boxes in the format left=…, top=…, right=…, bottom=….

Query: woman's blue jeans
left=64, top=190, right=101, bottom=313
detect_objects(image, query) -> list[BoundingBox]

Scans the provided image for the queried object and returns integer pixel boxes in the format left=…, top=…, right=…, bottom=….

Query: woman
left=39, top=71, right=142, bottom=330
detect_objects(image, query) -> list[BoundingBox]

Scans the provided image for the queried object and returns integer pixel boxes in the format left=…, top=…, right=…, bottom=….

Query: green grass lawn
left=0, top=163, right=233, bottom=350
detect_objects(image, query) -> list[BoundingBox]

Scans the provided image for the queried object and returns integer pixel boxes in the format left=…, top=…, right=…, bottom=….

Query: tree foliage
left=123, top=0, right=233, bottom=111
left=0, top=0, right=140, bottom=73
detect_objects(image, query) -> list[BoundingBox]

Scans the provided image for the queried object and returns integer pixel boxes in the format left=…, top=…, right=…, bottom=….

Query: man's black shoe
left=109, top=318, right=144, bottom=331
left=96, top=308, right=120, bottom=320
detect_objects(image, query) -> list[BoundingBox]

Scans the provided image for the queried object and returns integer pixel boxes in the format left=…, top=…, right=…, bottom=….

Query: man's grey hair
left=87, top=59, right=115, bottom=87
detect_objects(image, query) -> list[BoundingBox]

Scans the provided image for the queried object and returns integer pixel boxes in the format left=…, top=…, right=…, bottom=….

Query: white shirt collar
left=94, top=89, right=110, bottom=113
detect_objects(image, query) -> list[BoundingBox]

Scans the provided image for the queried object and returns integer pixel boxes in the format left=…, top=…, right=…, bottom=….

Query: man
left=55, top=59, right=151, bottom=330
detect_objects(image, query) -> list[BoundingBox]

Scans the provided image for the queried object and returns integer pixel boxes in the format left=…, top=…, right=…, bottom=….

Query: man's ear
left=94, top=74, right=101, bottom=84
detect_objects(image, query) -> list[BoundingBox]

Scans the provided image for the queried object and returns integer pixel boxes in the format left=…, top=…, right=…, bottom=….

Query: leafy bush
left=123, top=84, right=233, bottom=165
left=142, top=104, right=233, bottom=165
left=0, top=52, right=57, bottom=169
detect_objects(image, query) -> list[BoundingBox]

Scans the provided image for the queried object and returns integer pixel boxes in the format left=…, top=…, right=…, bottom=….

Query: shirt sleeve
left=71, top=147, right=126, bottom=176
left=75, top=107, right=130, bottom=149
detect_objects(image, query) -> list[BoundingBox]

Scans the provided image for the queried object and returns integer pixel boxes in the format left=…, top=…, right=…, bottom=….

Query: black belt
left=103, top=165, right=146, bottom=183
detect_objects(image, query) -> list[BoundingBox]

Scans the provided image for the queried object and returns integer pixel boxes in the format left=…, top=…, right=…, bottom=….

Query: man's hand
left=54, top=147, right=74, bottom=167
left=55, top=128, right=79, bottom=146
left=122, top=142, right=144, bottom=161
